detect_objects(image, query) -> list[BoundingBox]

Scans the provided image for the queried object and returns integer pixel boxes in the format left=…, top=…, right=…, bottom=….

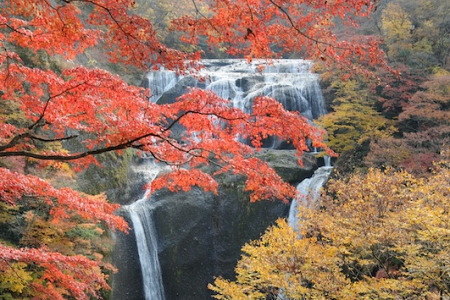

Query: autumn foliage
left=173, top=0, right=389, bottom=74
left=211, top=156, right=450, bottom=299
left=206, top=0, right=449, bottom=298
left=0, top=0, right=393, bottom=298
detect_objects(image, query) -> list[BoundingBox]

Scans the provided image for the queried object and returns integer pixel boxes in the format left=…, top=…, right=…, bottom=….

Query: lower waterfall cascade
left=122, top=197, right=165, bottom=300
left=111, top=161, right=166, bottom=300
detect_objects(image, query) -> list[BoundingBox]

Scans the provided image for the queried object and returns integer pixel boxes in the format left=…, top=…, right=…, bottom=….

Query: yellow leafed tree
left=381, top=2, right=413, bottom=62
left=210, top=153, right=450, bottom=299
left=317, top=78, right=395, bottom=154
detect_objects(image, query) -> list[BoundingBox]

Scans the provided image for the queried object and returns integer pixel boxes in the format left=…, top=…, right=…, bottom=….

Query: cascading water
left=200, top=59, right=327, bottom=120
left=122, top=197, right=165, bottom=300
left=146, top=68, right=179, bottom=103
left=116, top=59, right=330, bottom=299
left=288, top=163, right=333, bottom=230
left=146, top=59, right=327, bottom=121
left=112, top=161, right=166, bottom=300
left=146, top=59, right=327, bottom=149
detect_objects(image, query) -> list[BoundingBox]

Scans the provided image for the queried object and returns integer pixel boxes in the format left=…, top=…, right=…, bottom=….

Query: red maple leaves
left=173, top=0, right=388, bottom=75
left=0, top=244, right=113, bottom=300
left=0, top=167, right=128, bottom=230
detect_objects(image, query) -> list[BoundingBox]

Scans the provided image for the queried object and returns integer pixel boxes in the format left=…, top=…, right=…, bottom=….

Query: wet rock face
left=111, top=213, right=145, bottom=300
left=110, top=152, right=318, bottom=299
left=149, top=150, right=317, bottom=299
left=152, top=185, right=288, bottom=299
left=110, top=151, right=317, bottom=299
left=257, top=150, right=317, bottom=184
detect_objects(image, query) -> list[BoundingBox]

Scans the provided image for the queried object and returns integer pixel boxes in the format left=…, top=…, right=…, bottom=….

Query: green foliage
left=381, top=3, right=413, bottom=63
left=67, top=225, right=102, bottom=241
left=76, top=149, right=134, bottom=201
left=0, top=99, right=28, bottom=129
left=0, top=202, right=18, bottom=224
left=133, top=0, right=209, bottom=52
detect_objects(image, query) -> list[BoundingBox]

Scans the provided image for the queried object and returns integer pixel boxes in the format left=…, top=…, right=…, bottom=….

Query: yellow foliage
left=0, top=262, right=33, bottom=295
left=317, top=79, right=395, bottom=154
left=211, top=158, right=450, bottom=299
left=381, top=3, right=413, bottom=43
left=381, top=3, right=413, bottom=59
left=211, top=219, right=349, bottom=299
left=0, top=202, right=18, bottom=223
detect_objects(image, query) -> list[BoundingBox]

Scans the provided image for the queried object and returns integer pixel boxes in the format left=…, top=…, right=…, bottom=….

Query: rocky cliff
left=111, top=150, right=318, bottom=299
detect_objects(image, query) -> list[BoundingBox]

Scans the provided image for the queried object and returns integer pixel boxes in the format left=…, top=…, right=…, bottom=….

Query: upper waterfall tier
left=146, top=59, right=327, bottom=121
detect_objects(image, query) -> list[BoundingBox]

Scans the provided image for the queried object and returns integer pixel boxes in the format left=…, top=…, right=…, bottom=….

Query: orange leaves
left=0, top=63, right=161, bottom=164
left=0, top=123, right=18, bottom=143
left=2, top=0, right=199, bottom=70
left=6, top=0, right=99, bottom=59
left=140, top=88, right=327, bottom=202
left=1, top=64, right=323, bottom=203
left=232, top=157, right=297, bottom=203
left=173, top=0, right=387, bottom=74
left=0, top=0, right=342, bottom=298
left=85, top=0, right=201, bottom=70
left=150, top=168, right=219, bottom=194
left=52, top=189, right=129, bottom=232
left=0, top=244, right=111, bottom=300
left=0, top=167, right=126, bottom=298
left=0, top=168, right=128, bottom=232
left=249, top=96, right=330, bottom=155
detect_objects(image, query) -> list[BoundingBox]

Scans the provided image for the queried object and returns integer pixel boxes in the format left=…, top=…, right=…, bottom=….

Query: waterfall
left=144, top=59, right=327, bottom=149
left=113, top=59, right=329, bottom=298
left=323, top=155, right=332, bottom=167
left=199, top=59, right=327, bottom=120
left=112, top=161, right=166, bottom=300
left=288, top=165, right=333, bottom=230
left=146, top=68, right=179, bottom=103
left=122, top=197, right=165, bottom=300
left=145, top=59, right=326, bottom=121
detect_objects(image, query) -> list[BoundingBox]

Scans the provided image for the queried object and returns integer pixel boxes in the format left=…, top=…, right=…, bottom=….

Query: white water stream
left=288, top=158, right=333, bottom=230
left=121, top=162, right=166, bottom=300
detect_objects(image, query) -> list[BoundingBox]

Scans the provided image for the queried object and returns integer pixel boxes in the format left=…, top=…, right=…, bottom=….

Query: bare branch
left=190, top=0, right=220, bottom=34
left=0, top=134, right=152, bottom=160
left=0, top=133, right=30, bottom=152
left=268, top=0, right=351, bottom=51
left=27, top=81, right=88, bottom=130
left=0, top=108, right=247, bottom=169
left=29, top=135, right=79, bottom=142
left=162, top=109, right=246, bottom=133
